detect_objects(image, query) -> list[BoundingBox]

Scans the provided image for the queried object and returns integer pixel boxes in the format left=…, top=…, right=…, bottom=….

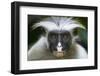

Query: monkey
left=28, top=17, right=88, bottom=60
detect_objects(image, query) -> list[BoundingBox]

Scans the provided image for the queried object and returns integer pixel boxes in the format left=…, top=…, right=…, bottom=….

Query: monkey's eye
left=51, top=34, right=57, bottom=39
left=48, top=34, right=57, bottom=42
left=63, top=34, right=67, bottom=39
left=52, top=35, right=55, bottom=39
left=62, top=32, right=70, bottom=41
left=73, top=28, right=79, bottom=36
left=63, top=35, right=70, bottom=41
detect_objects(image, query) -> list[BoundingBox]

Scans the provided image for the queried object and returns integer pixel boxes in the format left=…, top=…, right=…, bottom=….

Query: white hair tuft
left=32, top=17, right=85, bottom=32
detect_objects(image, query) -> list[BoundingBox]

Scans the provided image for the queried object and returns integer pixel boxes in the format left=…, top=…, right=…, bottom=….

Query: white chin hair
left=53, top=51, right=65, bottom=58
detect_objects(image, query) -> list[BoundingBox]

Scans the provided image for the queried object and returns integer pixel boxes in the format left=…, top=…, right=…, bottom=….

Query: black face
left=48, top=30, right=72, bottom=54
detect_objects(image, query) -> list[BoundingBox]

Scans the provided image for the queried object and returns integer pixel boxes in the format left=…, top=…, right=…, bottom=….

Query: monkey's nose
left=57, top=42, right=63, bottom=52
left=58, top=42, right=61, bottom=47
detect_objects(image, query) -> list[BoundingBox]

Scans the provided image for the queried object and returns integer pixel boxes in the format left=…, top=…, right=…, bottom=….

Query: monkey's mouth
left=53, top=51, right=66, bottom=58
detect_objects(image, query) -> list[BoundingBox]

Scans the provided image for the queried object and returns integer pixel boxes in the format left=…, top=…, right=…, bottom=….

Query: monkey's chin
left=53, top=51, right=65, bottom=58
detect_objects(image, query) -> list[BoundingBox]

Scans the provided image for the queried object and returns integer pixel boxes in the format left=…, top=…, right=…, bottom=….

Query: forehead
left=48, top=30, right=69, bottom=34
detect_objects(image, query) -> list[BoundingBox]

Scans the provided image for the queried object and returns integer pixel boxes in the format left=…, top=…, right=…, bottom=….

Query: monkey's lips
left=53, top=51, right=65, bottom=58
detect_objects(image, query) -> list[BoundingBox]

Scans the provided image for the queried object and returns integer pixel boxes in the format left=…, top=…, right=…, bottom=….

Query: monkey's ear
left=72, top=27, right=86, bottom=36
left=32, top=23, right=47, bottom=31
left=72, top=26, right=87, bottom=50
left=72, top=28, right=79, bottom=36
left=32, top=26, right=47, bottom=36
